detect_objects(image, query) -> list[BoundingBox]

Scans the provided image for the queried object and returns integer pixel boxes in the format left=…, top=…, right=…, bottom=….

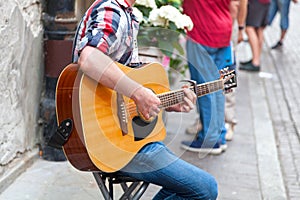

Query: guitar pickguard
left=132, top=116, right=158, bottom=141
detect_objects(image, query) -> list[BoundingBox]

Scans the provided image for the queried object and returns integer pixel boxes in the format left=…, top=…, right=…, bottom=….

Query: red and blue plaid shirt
left=73, top=0, right=139, bottom=65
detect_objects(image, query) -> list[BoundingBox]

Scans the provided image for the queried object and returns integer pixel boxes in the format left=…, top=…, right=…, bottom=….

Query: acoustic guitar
left=56, top=62, right=236, bottom=172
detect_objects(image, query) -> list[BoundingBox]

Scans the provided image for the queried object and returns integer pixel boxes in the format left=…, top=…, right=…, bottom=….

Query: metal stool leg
left=93, top=172, right=149, bottom=200
left=120, top=182, right=149, bottom=200
left=93, top=172, right=112, bottom=200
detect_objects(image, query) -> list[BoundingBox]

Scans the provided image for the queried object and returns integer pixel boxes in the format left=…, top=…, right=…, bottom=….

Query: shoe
left=239, top=62, right=260, bottom=72
left=239, top=59, right=252, bottom=65
left=220, top=144, right=228, bottom=151
left=185, top=119, right=202, bottom=135
left=271, top=41, right=283, bottom=49
left=181, top=140, right=223, bottom=155
left=219, top=138, right=228, bottom=152
left=225, top=123, right=235, bottom=141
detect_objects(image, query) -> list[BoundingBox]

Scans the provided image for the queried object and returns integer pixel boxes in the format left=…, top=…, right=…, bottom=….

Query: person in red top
left=185, top=1, right=232, bottom=48
left=181, top=0, right=233, bottom=154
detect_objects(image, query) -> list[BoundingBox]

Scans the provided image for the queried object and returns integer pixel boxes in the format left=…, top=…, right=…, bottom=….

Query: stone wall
left=0, top=0, right=43, bottom=191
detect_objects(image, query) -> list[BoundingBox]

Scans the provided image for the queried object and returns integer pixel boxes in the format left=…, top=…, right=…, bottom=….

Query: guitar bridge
left=117, top=93, right=128, bottom=135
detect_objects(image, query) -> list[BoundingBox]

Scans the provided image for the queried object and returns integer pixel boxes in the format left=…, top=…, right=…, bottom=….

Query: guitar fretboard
left=158, top=80, right=224, bottom=109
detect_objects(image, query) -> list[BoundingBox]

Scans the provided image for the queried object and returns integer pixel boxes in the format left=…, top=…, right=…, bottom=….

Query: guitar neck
left=158, top=79, right=224, bottom=109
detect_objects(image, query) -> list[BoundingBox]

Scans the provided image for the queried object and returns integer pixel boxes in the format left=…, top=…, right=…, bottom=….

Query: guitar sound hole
left=132, top=116, right=158, bottom=141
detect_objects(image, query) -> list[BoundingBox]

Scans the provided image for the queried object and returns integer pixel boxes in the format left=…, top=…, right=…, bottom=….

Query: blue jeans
left=186, top=40, right=231, bottom=146
left=268, top=0, right=291, bottom=30
left=120, top=142, right=218, bottom=200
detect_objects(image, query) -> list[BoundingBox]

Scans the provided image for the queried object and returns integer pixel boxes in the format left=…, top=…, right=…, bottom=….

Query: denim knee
left=209, top=177, right=218, bottom=200
left=196, top=174, right=218, bottom=200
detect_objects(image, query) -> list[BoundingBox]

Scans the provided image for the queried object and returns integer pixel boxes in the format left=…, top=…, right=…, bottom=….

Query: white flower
left=173, top=14, right=194, bottom=31
left=148, top=9, right=167, bottom=27
left=132, top=7, right=144, bottom=22
left=135, top=0, right=157, bottom=9
left=147, top=5, right=194, bottom=31
left=158, top=5, right=181, bottom=20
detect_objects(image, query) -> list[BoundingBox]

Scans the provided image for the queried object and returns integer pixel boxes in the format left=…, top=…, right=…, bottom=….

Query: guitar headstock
left=220, top=68, right=237, bottom=93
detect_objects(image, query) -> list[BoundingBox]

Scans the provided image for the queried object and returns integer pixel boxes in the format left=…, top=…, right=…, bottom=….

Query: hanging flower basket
left=133, top=0, right=193, bottom=76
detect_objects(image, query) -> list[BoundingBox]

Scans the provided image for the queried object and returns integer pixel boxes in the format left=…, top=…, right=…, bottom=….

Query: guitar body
left=56, top=64, right=98, bottom=171
left=56, top=62, right=236, bottom=173
left=56, top=62, right=170, bottom=172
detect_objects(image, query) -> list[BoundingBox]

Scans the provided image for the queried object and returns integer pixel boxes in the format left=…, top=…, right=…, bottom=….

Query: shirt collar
left=116, top=0, right=131, bottom=8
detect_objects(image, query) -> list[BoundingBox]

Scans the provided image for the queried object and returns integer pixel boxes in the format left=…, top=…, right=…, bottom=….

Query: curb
left=0, top=148, right=39, bottom=193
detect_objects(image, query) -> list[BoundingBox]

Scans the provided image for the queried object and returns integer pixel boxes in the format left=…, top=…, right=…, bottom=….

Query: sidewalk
left=0, top=46, right=283, bottom=200
left=263, top=3, right=300, bottom=199
left=1, top=3, right=300, bottom=200
left=0, top=52, right=284, bottom=200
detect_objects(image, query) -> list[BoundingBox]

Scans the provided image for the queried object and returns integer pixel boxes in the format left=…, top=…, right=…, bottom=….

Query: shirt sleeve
left=80, top=3, right=122, bottom=55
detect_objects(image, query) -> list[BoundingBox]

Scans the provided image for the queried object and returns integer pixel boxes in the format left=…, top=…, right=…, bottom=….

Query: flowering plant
left=133, top=0, right=193, bottom=58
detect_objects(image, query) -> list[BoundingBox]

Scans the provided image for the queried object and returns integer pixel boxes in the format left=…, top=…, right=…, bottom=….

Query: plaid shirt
left=73, top=0, right=139, bottom=65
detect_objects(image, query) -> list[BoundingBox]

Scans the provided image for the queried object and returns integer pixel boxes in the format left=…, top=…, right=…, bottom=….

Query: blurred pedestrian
left=239, top=0, right=270, bottom=72
left=268, top=0, right=298, bottom=49
left=184, top=0, right=248, bottom=142
left=181, top=0, right=233, bottom=155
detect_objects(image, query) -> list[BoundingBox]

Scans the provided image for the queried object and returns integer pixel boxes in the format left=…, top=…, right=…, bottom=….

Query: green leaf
left=172, top=41, right=184, bottom=55
left=158, top=40, right=173, bottom=57
left=135, top=5, right=152, bottom=17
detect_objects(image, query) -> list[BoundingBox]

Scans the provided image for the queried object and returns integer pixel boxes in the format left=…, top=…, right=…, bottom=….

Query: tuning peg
left=220, top=67, right=229, bottom=74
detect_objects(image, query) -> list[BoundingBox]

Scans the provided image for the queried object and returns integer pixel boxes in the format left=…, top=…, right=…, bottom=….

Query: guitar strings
left=121, top=73, right=231, bottom=115
left=124, top=81, right=223, bottom=116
